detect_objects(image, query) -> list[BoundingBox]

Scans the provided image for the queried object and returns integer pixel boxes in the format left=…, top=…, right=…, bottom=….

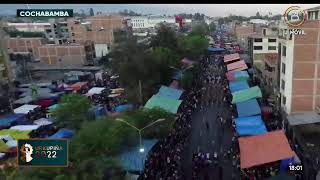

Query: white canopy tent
left=34, top=118, right=53, bottom=126
left=10, top=125, right=40, bottom=131
left=87, top=87, right=106, bottom=95
left=14, top=104, right=39, bottom=114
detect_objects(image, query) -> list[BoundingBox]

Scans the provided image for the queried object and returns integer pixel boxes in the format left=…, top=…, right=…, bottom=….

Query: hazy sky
left=1, top=4, right=319, bottom=17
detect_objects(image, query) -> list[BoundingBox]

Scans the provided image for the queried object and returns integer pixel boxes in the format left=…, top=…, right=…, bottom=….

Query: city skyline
left=0, top=4, right=319, bottom=17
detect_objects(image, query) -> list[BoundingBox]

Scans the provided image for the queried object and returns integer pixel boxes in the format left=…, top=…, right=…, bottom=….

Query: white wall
left=129, top=16, right=176, bottom=29
left=252, top=37, right=278, bottom=54
left=95, top=44, right=109, bottom=58
left=279, top=37, right=294, bottom=114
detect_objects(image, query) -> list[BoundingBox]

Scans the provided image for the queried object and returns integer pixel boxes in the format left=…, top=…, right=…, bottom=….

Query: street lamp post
left=169, top=65, right=193, bottom=89
left=115, top=118, right=166, bottom=174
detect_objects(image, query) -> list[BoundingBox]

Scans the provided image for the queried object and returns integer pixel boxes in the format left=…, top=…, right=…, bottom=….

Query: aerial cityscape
left=0, top=3, right=319, bottom=180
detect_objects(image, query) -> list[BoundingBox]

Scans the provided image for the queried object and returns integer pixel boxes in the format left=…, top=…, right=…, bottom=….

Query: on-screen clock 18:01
left=289, top=165, right=303, bottom=171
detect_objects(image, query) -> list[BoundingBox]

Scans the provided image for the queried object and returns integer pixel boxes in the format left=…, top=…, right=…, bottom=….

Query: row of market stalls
left=119, top=70, right=186, bottom=173
left=224, top=53, right=299, bottom=177
left=0, top=74, right=131, bottom=162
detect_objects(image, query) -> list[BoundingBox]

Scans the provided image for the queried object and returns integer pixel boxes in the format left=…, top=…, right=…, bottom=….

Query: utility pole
left=138, top=80, right=142, bottom=105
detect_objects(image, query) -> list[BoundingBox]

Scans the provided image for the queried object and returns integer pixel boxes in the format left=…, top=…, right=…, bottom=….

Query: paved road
left=181, top=57, right=240, bottom=180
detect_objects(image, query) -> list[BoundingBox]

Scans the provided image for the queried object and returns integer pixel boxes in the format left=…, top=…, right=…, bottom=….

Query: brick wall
left=6, top=38, right=46, bottom=59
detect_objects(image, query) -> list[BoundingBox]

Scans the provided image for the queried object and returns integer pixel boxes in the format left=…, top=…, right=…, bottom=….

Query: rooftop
left=39, top=43, right=83, bottom=47
left=288, top=112, right=320, bottom=126
left=248, top=32, right=277, bottom=38
left=306, top=6, right=320, bottom=11
left=28, top=63, right=101, bottom=71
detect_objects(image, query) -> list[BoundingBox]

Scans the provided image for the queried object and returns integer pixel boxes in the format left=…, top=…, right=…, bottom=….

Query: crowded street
left=181, top=54, right=240, bottom=180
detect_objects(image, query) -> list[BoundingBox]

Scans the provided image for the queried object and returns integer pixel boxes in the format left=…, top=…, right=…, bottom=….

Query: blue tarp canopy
left=115, top=104, right=134, bottom=113
left=280, top=157, right=295, bottom=173
left=208, top=47, right=225, bottom=52
left=0, top=114, right=26, bottom=127
left=119, top=139, right=157, bottom=172
left=92, top=105, right=107, bottom=116
left=236, top=99, right=261, bottom=117
left=172, top=71, right=182, bottom=81
left=49, top=128, right=74, bottom=138
left=229, top=80, right=249, bottom=93
left=235, top=115, right=267, bottom=136
left=233, top=71, right=250, bottom=80
left=156, top=85, right=183, bottom=100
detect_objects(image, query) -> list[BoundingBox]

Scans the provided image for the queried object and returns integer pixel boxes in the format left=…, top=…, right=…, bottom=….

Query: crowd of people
left=140, top=31, right=305, bottom=180
left=140, top=83, right=203, bottom=179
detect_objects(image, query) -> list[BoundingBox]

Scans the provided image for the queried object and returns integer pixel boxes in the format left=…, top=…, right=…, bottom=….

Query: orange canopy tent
left=239, top=130, right=295, bottom=169
left=227, top=60, right=247, bottom=71
left=224, top=53, right=240, bottom=63
left=70, top=82, right=88, bottom=91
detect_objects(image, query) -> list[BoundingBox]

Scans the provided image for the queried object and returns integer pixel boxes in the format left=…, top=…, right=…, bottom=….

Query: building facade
left=126, top=16, right=177, bottom=29
left=234, top=23, right=256, bottom=52
left=6, top=37, right=47, bottom=61
left=38, top=41, right=95, bottom=65
left=278, top=7, right=320, bottom=114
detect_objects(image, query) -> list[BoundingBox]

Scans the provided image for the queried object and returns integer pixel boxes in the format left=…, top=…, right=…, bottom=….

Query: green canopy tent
left=144, top=95, right=182, bottom=114
left=232, top=86, right=262, bottom=104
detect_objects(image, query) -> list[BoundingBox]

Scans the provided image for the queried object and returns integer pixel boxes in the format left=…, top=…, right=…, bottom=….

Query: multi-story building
left=234, top=23, right=257, bottom=52
left=278, top=7, right=320, bottom=114
left=126, top=16, right=177, bottom=30
left=42, top=15, right=124, bottom=57
left=248, top=33, right=278, bottom=99
left=44, top=19, right=72, bottom=45
left=85, top=14, right=124, bottom=30
left=38, top=41, right=95, bottom=65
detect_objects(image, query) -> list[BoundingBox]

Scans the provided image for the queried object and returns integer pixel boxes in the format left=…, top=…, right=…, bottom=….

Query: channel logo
left=284, top=6, right=306, bottom=27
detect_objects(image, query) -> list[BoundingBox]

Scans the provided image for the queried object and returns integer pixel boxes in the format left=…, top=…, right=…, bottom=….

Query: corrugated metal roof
left=288, top=112, right=320, bottom=126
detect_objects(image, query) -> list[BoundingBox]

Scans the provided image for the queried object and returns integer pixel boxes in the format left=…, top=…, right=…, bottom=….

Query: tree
left=218, top=18, right=224, bottom=26
left=52, top=94, right=92, bottom=130
left=191, top=21, right=209, bottom=36
left=177, top=34, right=209, bottom=60
left=209, top=22, right=216, bottom=32
left=150, top=23, right=178, bottom=50
left=256, top=12, right=261, bottom=18
left=89, top=8, right=94, bottom=16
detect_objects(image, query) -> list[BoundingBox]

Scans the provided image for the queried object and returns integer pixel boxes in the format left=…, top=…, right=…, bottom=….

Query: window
left=268, top=39, right=276, bottom=42
left=282, top=46, right=286, bottom=56
left=263, top=29, right=266, bottom=36
left=254, top=46, right=263, bottom=50
left=268, top=46, right=277, bottom=50
left=72, top=39, right=76, bottom=43
left=254, top=38, right=263, bottom=42
left=282, top=63, right=286, bottom=74
left=282, top=96, right=286, bottom=105
left=308, top=11, right=319, bottom=20
left=72, top=33, right=75, bottom=36
left=281, top=79, right=285, bottom=90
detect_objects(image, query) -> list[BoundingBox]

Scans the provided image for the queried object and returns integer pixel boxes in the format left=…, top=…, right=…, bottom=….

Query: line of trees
left=107, top=23, right=208, bottom=105
left=217, top=13, right=282, bottom=26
